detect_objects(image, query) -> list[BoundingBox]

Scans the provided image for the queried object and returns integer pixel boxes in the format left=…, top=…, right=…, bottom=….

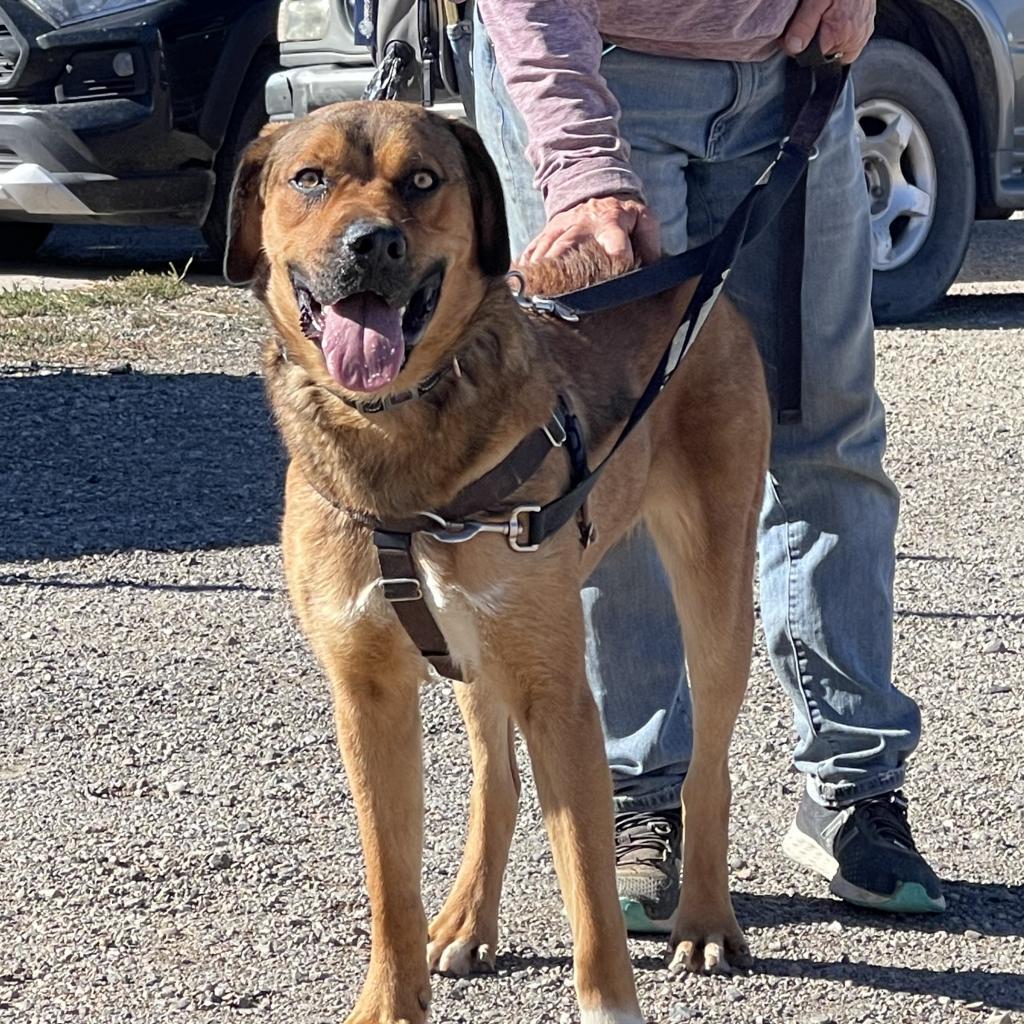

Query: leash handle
left=794, top=31, right=842, bottom=68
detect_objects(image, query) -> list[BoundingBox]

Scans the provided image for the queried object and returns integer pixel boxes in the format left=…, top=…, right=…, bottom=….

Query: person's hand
left=782, top=0, right=876, bottom=64
left=521, top=194, right=661, bottom=266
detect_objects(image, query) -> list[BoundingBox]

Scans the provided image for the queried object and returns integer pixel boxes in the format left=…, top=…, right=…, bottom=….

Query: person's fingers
left=819, top=2, right=875, bottom=62
left=520, top=195, right=656, bottom=266
left=633, top=206, right=662, bottom=264
left=783, top=0, right=830, bottom=54
left=523, top=221, right=567, bottom=264
left=543, top=225, right=597, bottom=263
left=593, top=219, right=634, bottom=261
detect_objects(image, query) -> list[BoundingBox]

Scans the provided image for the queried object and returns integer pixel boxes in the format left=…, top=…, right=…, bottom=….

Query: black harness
left=317, top=50, right=848, bottom=679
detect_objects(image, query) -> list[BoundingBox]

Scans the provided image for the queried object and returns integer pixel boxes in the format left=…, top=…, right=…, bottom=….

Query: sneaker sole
left=620, top=898, right=676, bottom=936
left=783, top=824, right=946, bottom=914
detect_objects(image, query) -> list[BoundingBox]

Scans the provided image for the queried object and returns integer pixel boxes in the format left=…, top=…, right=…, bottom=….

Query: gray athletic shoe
left=615, top=807, right=682, bottom=934
left=783, top=789, right=946, bottom=913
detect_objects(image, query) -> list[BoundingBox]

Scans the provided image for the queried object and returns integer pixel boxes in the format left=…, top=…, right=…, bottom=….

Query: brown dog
left=226, top=100, right=769, bottom=1024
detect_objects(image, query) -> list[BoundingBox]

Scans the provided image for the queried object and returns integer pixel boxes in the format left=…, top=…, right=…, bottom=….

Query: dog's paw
left=667, top=918, right=752, bottom=975
left=428, top=888, right=500, bottom=977
left=427, top=929, right=496, bottom=976
left=344, top=1001, right=428, bottom=1024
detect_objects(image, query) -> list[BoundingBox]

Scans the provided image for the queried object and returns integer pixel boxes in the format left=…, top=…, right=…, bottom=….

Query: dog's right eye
left=292, top=168, right=325, bottom=193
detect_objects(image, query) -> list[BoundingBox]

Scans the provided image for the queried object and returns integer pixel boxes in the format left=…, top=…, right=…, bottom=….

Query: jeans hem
left=806, top=767, right=907, bottom=810
left=611, top=779, right=685, bottom=814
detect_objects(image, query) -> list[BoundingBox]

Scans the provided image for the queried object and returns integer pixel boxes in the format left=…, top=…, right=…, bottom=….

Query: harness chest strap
left=374, top=529, right=459, bottom=679
left=304, top=401, right=584, bottom=680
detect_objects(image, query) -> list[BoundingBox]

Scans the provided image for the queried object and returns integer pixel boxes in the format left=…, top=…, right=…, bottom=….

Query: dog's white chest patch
left=415, top=553, right=507, bottom=673
left=323, top=579, right=391, bottom=628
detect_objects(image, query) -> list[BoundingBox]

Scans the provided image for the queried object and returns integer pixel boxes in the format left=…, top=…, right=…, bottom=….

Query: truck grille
left=0, top=13, right=22, bottom=87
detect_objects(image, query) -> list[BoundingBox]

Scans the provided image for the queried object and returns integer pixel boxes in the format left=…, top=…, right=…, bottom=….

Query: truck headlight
left=278, top=0, right=332, bottom=42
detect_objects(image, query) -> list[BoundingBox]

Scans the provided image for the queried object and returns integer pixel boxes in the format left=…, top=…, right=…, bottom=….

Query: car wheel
left=202, top=61, right=274, bottom=263
left=0, top=222, right=53, bottom=261
left=852, top=39, right=975, bottom=324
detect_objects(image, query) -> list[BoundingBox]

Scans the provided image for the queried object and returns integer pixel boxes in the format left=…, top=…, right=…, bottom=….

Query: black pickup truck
left=0, top=0, right=278, bottom=258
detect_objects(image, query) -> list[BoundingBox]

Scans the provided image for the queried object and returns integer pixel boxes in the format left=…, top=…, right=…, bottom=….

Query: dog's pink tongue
left=321, top=293, right=404, bottom=392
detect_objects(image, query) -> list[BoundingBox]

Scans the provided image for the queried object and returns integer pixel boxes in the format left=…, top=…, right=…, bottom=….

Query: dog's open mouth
left=294, top=270, right=443, bottom=392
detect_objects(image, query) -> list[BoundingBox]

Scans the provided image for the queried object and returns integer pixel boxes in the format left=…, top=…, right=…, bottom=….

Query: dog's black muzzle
left=303, top=219, right=413, bottom=308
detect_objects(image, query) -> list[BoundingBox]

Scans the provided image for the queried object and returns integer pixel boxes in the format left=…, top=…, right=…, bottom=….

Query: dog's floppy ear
left=224, top=123, right=285, bottom=286
left=448, top=119, right=511, bottom=277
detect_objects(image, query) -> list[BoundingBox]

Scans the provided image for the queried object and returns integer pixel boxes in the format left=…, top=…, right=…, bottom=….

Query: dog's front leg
left=283, top=499, right=432, bottom=1022
left=329, top=657, right=432, bottom=1024
left=428, top=683, right=520, bottom=975
left=487, top=590, right=643, bottom=1024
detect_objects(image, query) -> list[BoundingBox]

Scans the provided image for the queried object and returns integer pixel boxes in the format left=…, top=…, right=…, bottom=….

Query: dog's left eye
left=292, top=168, right=325, bottom=192
left=409, top=169, right=439, bottom=193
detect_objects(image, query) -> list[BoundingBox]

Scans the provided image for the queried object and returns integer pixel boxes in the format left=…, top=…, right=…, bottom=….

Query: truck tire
left=852, top=39, right=975, bottom=324
left=202, top=61, right=274, bottom=262
left=0, top=222, right=53, bottom=261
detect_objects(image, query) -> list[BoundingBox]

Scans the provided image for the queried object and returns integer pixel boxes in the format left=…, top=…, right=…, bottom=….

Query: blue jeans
left=472, top=23, right=922, bottom=811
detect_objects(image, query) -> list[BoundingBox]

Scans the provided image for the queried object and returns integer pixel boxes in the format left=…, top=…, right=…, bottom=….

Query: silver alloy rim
left=856, top=98, right=937, bottom=271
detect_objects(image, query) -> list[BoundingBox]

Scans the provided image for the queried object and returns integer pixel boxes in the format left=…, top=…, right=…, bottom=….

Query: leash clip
left=506, top=274, right=581, bottom=322
left=419, top=506, right=540, bottom=552
left=527, top=295, right=581, bottom=323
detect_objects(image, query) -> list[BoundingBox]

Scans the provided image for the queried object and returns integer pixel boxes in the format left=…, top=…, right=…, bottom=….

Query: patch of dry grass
left=0, top=267, right=190, bottom=318
left=0, top=267, right=268, bottom=374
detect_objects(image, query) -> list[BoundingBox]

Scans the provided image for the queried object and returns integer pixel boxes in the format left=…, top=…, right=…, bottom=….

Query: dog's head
left=225, top=101, right=509, bottom=396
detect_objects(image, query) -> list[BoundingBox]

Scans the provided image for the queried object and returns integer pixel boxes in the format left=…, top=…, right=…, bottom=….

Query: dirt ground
left=1, top=221, right=1021, bottom=1024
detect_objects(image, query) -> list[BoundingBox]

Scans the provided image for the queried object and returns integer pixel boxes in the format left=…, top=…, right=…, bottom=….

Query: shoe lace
left=614, top=810, right=680, bottom=868
left=852, top=791, right=918, bottom=852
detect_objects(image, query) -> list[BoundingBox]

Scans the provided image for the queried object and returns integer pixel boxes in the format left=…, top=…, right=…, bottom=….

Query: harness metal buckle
left=380, top=577, right=423, bottom=602
left=543, top=415, right=567, bottom=448
left=508, top=505, right=541, bottom=552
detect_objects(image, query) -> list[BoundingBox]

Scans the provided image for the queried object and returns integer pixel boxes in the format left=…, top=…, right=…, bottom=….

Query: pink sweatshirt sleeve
left=476, top=0, right=645, bottom=218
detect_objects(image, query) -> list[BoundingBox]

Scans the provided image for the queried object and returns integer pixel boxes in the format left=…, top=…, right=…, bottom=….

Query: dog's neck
left=266, top=281, right=562, bottom=522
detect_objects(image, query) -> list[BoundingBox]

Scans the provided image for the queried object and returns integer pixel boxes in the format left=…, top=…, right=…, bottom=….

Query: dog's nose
left=341, top=220, right=408, bottom=266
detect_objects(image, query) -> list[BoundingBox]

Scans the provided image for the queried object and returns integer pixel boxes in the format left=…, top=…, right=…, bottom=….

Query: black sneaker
left=615, top=807, right=682, bottom=934
left=783, top=790, right=945, bottom=913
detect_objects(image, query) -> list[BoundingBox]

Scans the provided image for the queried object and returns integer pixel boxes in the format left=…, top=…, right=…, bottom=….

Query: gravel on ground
left=1, top=222, right=1022, bottom=1024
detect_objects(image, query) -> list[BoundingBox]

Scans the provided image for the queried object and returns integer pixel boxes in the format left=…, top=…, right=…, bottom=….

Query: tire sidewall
left=852, top=39, right=975, bottom=323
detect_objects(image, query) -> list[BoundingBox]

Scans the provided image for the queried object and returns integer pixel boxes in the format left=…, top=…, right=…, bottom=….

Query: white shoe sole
left=782, top=823, right=839, bottom=880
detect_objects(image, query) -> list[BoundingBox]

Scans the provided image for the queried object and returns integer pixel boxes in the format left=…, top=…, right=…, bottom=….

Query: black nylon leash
left=515, top=57, right=847, bottom=548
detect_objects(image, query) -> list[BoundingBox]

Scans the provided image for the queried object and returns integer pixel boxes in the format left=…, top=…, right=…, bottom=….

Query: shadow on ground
left=734, top=881, right=1024, bottom=938
left=0, top=370, right=284, bottom=561
left=753, top=958, right=1023, bottom=1010
left=492, top=880, right=1023, bottom=1009
left=904, top=292, right=1024, bottom=331
left=0, top=225, right=223, bottom=289
left=734, top=884, right=1024, bottom=1009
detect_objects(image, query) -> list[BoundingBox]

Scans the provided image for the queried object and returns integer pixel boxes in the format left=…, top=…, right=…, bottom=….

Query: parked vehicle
left=267, top=0, right=1024, bottom=322
left=0, top=0, right=279, bottom=259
